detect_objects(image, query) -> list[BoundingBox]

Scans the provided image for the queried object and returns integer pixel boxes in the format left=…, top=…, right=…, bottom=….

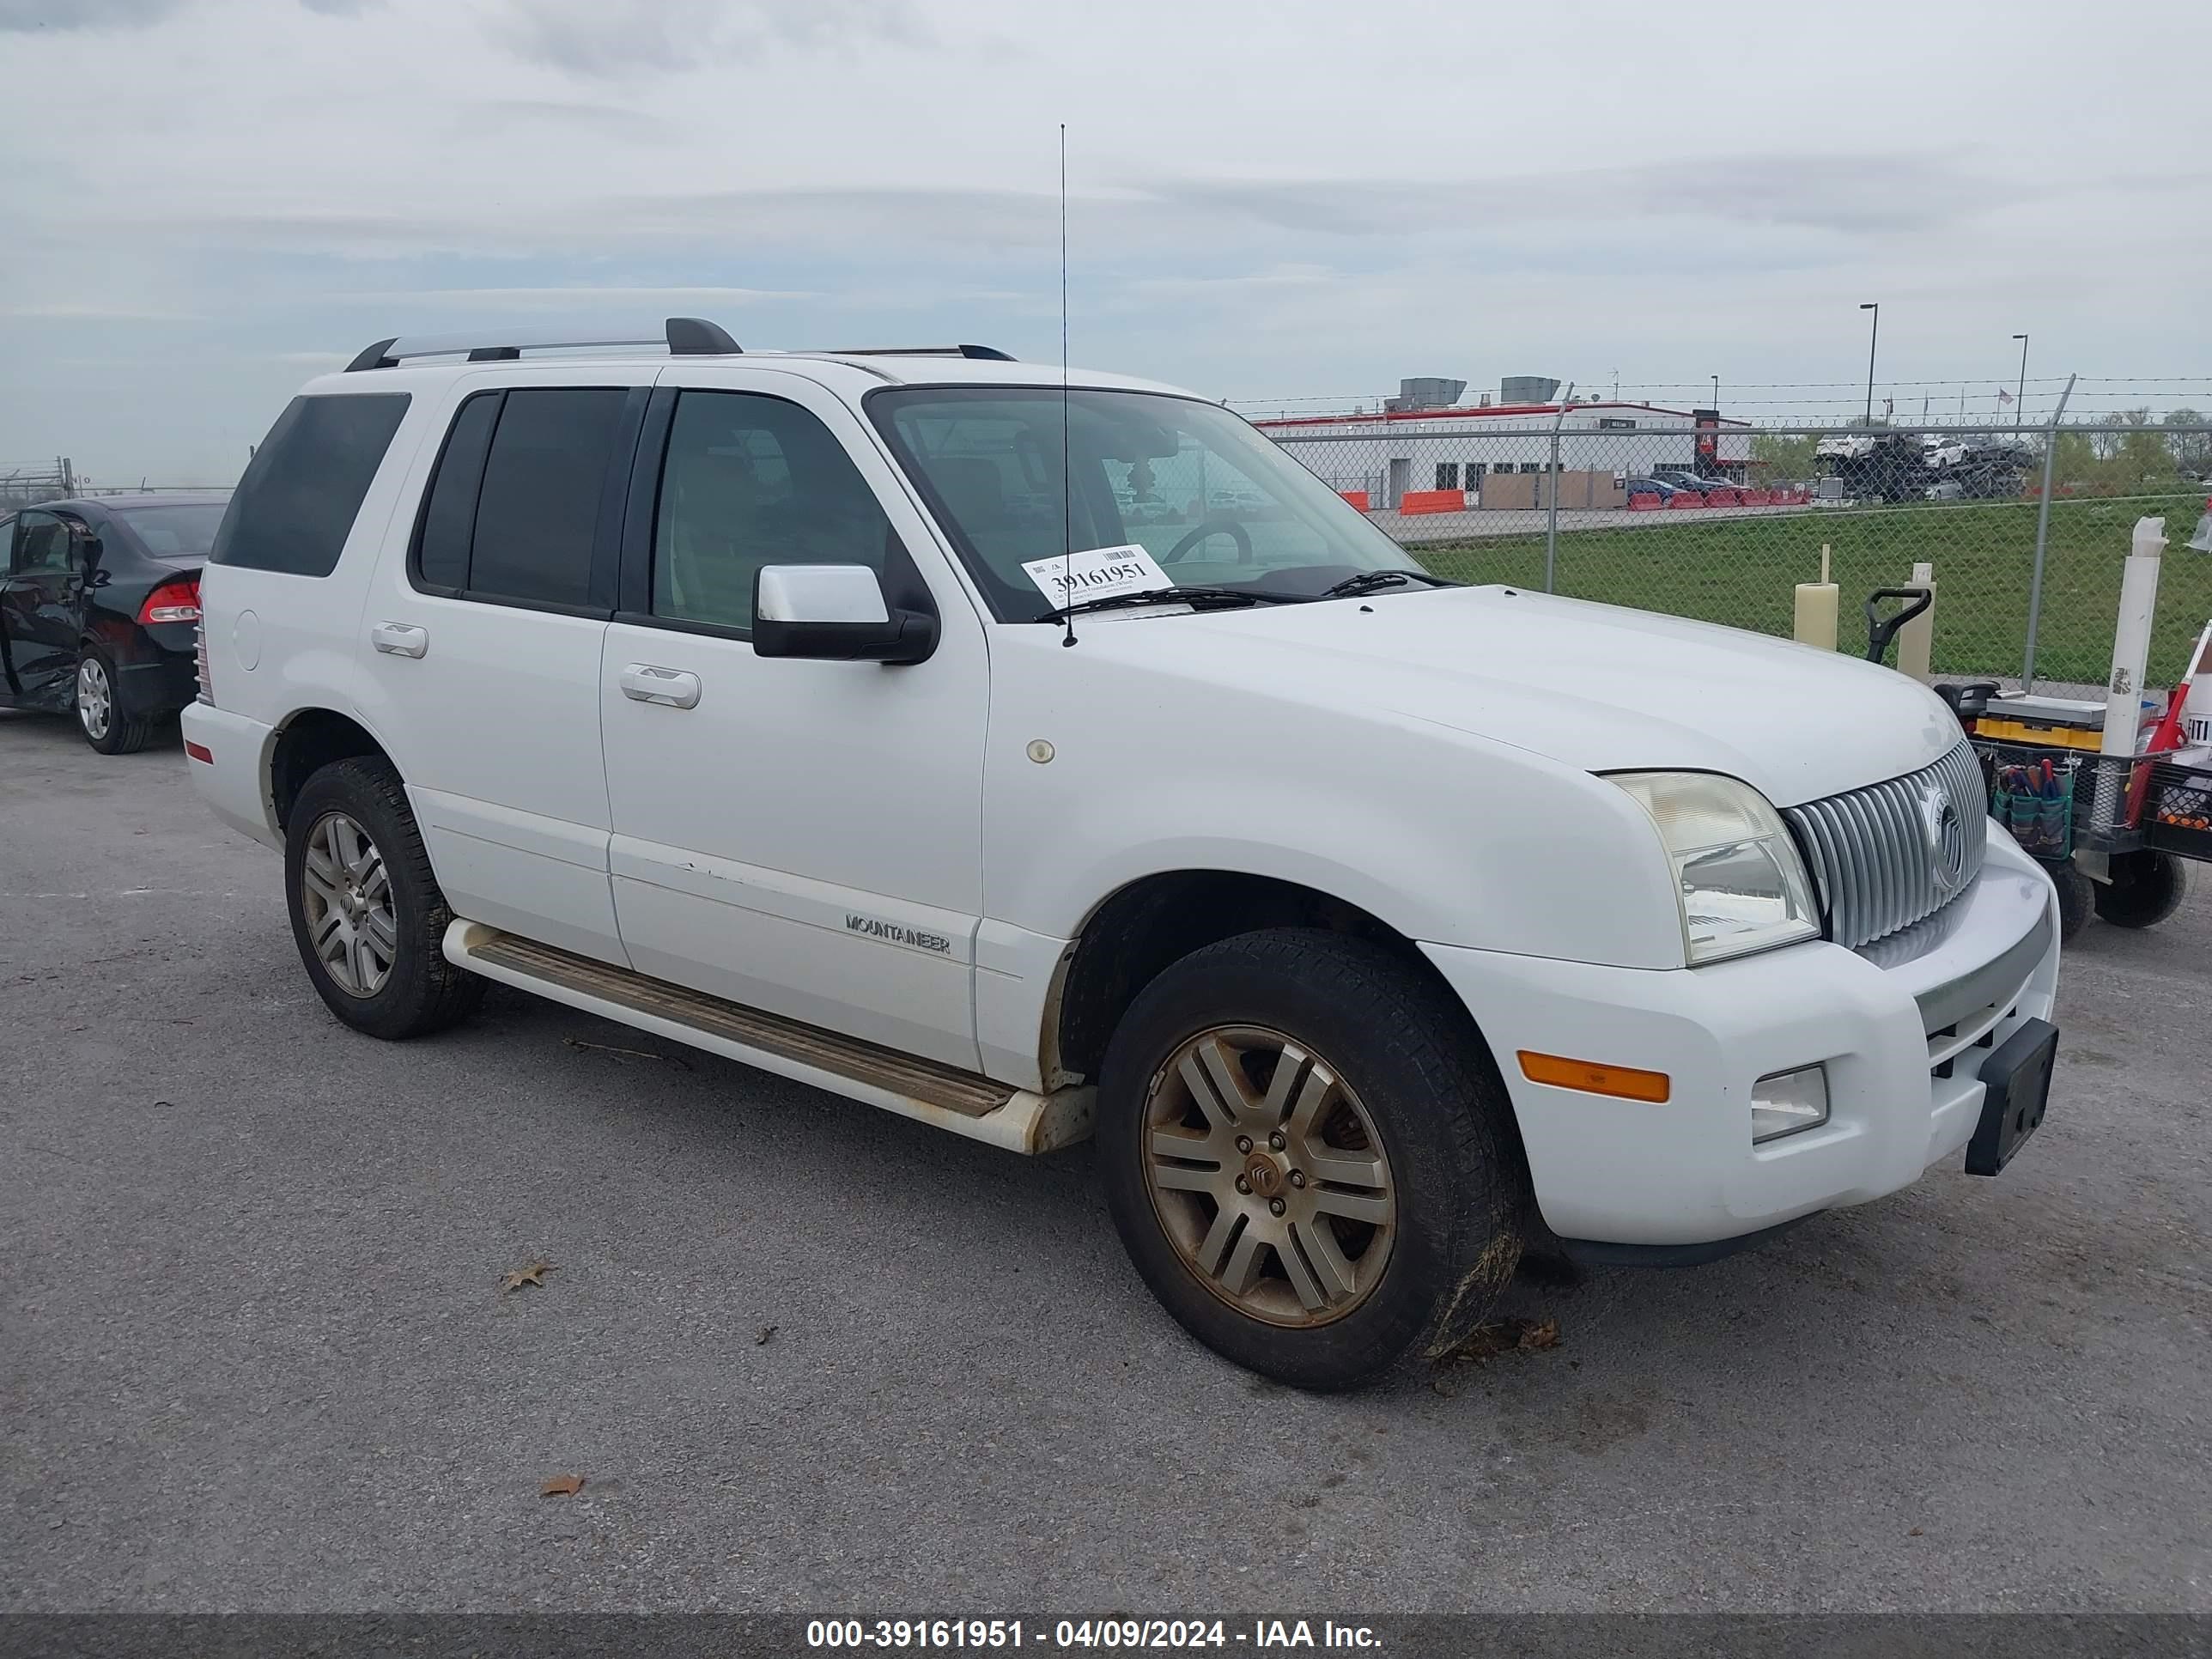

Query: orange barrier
left=1740, top=489, right=1772, bottom=506
left=1703, top=487, right=1741, bottom=507
left=1627, top=492, right=1663, bottom=511
left=1338, top=489, right=1370, bottom=510
left=1397, top=489, right=1468, bottom=515
left=1665, top=491, right=1705, bottom=509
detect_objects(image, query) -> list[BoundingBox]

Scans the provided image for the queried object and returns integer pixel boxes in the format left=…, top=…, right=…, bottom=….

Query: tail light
left=139, top=577, right=202, bottom=626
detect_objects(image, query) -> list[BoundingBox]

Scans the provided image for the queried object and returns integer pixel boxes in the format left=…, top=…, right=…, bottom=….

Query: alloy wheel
left=301, top=811, right=398, bottom=998
left=76, top=658, right=112, bottom=740
left=1141, top=1025, right=1397, bottom=1327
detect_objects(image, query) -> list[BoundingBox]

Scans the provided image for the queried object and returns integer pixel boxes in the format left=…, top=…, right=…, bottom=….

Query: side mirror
left=76, top=534, right=103, bottom=568
left=752, top=564, right=938, bottom=665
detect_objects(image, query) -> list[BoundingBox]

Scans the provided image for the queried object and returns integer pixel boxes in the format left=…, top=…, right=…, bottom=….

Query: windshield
left=112, top=501, right=229, bottom=562
left=868, top=386, right=1425, bottom=620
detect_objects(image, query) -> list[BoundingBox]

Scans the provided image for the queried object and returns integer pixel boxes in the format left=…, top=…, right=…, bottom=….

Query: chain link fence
left=1263, top=415, right=2212, bottom=690
left=1, top=461, right=76, bottom=513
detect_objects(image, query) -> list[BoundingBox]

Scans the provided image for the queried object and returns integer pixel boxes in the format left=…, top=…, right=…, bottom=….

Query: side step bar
left=442, top=922, right=1093, bottom=1155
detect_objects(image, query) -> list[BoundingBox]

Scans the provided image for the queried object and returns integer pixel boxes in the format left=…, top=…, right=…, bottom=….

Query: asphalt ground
left=3, top=708, right=2207, bottom=1613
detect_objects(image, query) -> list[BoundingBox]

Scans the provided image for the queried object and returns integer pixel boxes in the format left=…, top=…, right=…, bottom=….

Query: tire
left=284, top=756, right=485, bottom=1039
left=2093, top=849, right=2187, bottom=930
left=2050, top=858, right=2094, bottom=944
left=1097, top=928, right=1528, bottom=1392
left=76, top=645, right=153, bottom=755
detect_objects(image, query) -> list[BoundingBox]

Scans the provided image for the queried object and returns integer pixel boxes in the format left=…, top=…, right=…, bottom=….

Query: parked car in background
left=1624, top=477, right=1682, bottom=501
left=0, top=492, right=228, bottom=753
left=1652, top=469, right=1733, bottom=495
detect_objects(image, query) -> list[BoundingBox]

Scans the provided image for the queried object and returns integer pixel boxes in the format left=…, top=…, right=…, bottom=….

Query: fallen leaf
left=1519, top=1317, right=1562, bottom=1352
left=500, top=1260, right=553, bottom=1293
left=755, top=1324, right=778, bottom=1346
left=539, top=1474, right=584, bottom=1498
left=1909, top=1527, right=1925, bottom=1537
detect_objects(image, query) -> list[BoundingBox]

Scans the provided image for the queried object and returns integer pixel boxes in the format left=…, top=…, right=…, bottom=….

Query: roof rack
left=343, top=316, right=741, bottom=373
left=822, top=344, right=1017, bottom=362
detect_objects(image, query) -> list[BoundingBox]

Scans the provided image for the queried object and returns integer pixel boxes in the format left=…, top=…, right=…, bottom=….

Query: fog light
left=1752, top=1065, right=1829, bottom=1143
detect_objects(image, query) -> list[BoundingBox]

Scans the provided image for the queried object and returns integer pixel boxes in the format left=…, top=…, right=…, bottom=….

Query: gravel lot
left=4, top=708, right=2208, bottom=1613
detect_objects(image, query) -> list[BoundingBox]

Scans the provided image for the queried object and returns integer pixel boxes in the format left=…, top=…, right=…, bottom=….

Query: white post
left=1793, top=543, right=1839, bottom=650
left=2090, top=517, right=2166, bottom=842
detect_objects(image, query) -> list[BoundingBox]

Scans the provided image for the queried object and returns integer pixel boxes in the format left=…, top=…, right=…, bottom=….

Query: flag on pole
left=1882, top=397, right=1894, bottom=419
left=1997, top=387, right=2014, bottom=405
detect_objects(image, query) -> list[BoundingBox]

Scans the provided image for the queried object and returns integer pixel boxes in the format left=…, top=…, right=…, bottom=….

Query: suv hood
left=1114, top=585, right=1963, bottom=807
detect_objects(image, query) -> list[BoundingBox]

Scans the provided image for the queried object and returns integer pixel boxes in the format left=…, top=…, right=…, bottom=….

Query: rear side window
left=466, top=388, right=629, bottom=609
left=413, top=392, right=501, bottom=591
left=211, top=393, right=410, bottom=577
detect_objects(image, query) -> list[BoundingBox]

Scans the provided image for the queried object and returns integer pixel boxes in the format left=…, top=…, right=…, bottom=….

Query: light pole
left=1711, top=374, right=1720, bottom=410
left=1859, top=302, right=1880, bottom=424
left=2012, top=332, right=2029, bottom=431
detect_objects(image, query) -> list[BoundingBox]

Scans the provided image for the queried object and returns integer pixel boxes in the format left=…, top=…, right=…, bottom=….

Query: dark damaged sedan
left=1, top=493, right=228, bottom=754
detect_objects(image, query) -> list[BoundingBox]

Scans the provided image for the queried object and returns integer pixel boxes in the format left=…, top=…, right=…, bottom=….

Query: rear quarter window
left=211, top=393, right=411, bottom=577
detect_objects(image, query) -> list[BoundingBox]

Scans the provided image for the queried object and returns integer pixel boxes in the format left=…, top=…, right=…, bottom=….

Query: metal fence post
left=2020, top=373, right=2076, bottom=689
left=1543, top=382, right=1574, bottom=593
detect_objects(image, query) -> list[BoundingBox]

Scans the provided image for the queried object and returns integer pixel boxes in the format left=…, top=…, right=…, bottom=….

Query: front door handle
left=370, top=622, right=429, bottom=659
left=619, top=664, right=702, bottom=709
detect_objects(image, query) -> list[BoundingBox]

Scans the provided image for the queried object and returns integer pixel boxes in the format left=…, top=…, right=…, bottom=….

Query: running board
left=442, top=922, right=1092, bottom=1155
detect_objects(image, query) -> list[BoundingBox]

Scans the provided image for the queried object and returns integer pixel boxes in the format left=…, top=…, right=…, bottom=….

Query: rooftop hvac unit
left=1501, top=375, right=1562, bottom=404
left=1382, top=376, right=1467, bottom=413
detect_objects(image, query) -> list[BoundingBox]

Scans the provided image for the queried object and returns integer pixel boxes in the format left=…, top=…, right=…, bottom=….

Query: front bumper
left=1422, top=825, right=2060, bottom=1247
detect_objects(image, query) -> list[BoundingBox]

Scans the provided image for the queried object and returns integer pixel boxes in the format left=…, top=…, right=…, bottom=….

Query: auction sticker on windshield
left=1021, top=544, right=1174, bottom=608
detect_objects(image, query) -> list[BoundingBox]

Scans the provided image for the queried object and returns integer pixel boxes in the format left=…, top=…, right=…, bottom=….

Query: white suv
left=183, top=319, right=2062, bottom=1389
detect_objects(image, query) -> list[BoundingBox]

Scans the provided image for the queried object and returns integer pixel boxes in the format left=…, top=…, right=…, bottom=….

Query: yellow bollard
left=1793, top=544, right=1839, bottom=651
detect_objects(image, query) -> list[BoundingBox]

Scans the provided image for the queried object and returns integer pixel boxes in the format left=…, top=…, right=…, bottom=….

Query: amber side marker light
left=1518, top=1050, right=1671, bottom=1103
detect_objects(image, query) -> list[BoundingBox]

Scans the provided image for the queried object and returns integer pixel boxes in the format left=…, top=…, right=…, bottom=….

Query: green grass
left=1411, top=492, right=2212, bottom=687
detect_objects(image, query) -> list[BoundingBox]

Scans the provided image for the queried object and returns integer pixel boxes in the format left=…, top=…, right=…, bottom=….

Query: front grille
left=1784, top=741, right=1987, bottom=950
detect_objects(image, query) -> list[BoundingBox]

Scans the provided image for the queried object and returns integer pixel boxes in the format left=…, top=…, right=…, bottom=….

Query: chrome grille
left=1784, top=742, right=1988, bottom=951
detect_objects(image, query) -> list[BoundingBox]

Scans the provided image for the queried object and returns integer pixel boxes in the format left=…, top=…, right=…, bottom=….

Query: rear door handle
left=619, top=664, right=702, bottom=709
left=370, top=622, right=428, bottom=659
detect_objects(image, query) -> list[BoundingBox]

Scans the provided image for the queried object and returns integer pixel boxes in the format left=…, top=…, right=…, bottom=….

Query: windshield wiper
left=1322, top=568, right=1458, bottom=598
left=1038, top=585, right=1313, bottom=623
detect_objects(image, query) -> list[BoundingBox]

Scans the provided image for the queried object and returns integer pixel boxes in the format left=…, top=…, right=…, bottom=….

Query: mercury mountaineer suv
left=182, top=319, right=2061, bottom=1389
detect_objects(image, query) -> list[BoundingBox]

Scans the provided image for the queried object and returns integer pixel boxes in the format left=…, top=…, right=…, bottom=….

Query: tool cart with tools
left=1933, top=511, right=2212, bottom=941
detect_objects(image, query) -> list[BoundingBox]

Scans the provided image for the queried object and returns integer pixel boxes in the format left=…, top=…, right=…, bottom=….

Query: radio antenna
left=1059, top=122, right=1076, bottom=647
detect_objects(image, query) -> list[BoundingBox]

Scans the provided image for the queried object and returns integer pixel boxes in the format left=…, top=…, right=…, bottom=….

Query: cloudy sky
left=3, top=0, right=2209, bottom=483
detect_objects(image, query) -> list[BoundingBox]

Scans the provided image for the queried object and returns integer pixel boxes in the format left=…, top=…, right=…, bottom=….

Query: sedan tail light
left=139, top=578, right=202, bottom=626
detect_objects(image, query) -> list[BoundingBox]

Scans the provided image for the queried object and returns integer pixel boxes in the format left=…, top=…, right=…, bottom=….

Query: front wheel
left=1097, top=929, right=1528, bottom=1391
left=285, top=756, right=485, bottom=1039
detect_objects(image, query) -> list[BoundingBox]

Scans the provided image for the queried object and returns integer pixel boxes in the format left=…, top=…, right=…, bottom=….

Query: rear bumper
left=179, top=702, right=282, bottom=850
left=1423, top=825, right=2060, bottom=1248
left=114, top=648, right=198, bottom=720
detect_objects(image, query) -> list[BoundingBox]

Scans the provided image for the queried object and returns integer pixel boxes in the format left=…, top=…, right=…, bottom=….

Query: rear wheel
left=2093, top=849, right=2187, bottom=930
left=285, top=756, right=484, bottom=1039
left=1097, top=929, right=1527, bottom=1391
left=76, top=646, right=153, bottom=755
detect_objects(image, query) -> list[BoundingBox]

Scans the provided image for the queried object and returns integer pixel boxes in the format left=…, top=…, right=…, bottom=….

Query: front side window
left=868, top=387, right=1421, bottom=622
left=652, top=390, right=894, bottom=632
left=211, top=393, right=410, bottom=577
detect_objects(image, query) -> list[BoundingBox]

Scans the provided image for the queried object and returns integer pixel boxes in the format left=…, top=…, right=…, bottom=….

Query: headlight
left=1609, top=771, right=1820, bottom=964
